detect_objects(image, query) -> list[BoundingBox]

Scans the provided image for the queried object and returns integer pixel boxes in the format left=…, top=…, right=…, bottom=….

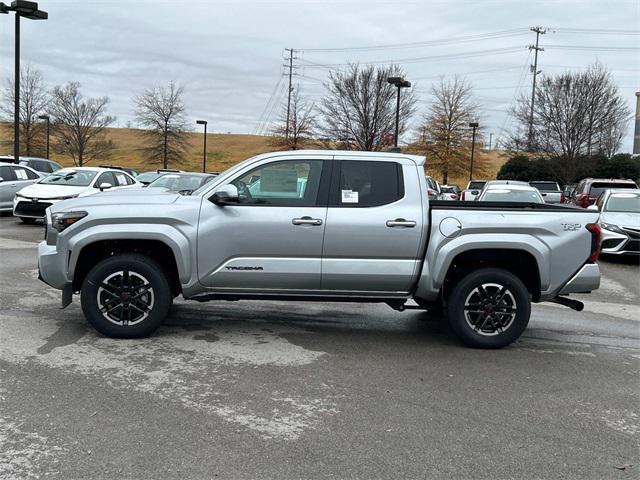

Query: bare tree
left=134, top=81, right=189, bottom=168
left=269, top=87, right=316, bottom=150
left=415, top=76, right=484, bottom=184
left=509, top=63, right=630, bottom=160
left=318, top=64, right=416, bottom=151
left=48, top=82, right=115, bottom=166
left=0, top=65, right=48, bottom=156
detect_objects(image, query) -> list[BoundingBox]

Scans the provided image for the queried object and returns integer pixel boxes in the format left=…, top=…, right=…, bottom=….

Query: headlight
left=51, top=211, right=88, bottom=232
left=601, top=222, right=625, bottom=235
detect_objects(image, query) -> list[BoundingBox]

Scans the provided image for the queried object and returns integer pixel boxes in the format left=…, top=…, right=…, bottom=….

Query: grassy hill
left=0, top=124, right=507, bottom=187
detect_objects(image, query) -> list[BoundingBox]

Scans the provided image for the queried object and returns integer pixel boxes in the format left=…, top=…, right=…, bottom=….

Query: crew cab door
left=321, top=157, right=426, bottom=293
left=197, top=156, right=330, bottom=291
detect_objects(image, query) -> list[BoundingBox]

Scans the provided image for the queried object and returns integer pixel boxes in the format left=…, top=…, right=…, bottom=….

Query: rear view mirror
left=99, top=182, right=113, bottom=192
left=210, top=184, right=239, bottom=206
left=471, top=190, right=479, bottom=195
left=178, top=189, right=194, bottom=196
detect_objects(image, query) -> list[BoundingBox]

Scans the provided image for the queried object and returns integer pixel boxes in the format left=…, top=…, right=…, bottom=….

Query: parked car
left=146, top=172, right=218, bottom=195
left=477, top=184, right=545, bottom=203
left=136, top=169, right=183, bottom=185
left=0, top=155, right=62, bottom=174
left=569, top=178, right=638, bottom=208
left=0, top=162, right=43, bottom=214
left=425, top=175, right=441, bottom=200
left=13, top=167, right=140, bottom=223
left=460, top=180, right=487, bottom=201
left=529, top=181, right=563, bottom=204
left=38, top=150, right=601, bottom=349
left=439, top=184, right=460, bottom=200
left=593, top=188, right=640, bottom=255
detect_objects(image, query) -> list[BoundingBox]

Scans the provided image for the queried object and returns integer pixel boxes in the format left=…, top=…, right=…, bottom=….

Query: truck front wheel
left=447, top=268, right=530, bottom=349
left=81, top=254, right=172, bottom=338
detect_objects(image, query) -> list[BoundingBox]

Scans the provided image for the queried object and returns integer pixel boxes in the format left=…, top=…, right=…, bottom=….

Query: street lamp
left=387, top=76, right=411, bottom=148
left=38, top=114, right=49, bottom=159
left=469, top=122, right=479, bottom=181
left=0, top=1, right=48, bottom=163
left=196, top=120, right=207, bottom=173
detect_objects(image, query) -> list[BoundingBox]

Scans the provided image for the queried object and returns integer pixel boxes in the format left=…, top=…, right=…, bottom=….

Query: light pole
left=0, top=1, right=48, bottom=163
left=196, top=120, right=207, bottom=173
left=469, top=122, right=479, bottom=181
left=387, top=76, right=411, bottom=148
left=38, top=114, right=49, bottom=158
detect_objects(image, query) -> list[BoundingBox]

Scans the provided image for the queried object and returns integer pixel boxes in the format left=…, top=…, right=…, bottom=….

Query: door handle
left=292, top=216, right=323, bottom=226
left=386, top=218, right=416, bottom=228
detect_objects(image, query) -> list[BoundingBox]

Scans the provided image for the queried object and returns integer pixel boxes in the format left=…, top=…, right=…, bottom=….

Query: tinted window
left=35, top=160, right=52, bottom=173
left=529, top=182, right=559, bottom=191
left=15, top=167, right=39, bottom=180
left=468, top=181, right=486, bottom=190
left=95, top=172, right=116, bottom=188
left=232, top=160, right=323, bottom=207
left=338, top=161, right=403, bottom=207
left=0, top=165, right=16, bottom=181
left=590, top=182, right=638, bottom=197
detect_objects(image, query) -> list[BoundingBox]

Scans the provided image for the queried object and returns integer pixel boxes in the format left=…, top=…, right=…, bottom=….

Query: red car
left=569, top=178, right=638, bottom=208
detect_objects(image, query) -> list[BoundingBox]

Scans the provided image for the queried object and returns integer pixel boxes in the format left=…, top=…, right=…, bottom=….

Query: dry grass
left=0, top=123, right=507, bottom=183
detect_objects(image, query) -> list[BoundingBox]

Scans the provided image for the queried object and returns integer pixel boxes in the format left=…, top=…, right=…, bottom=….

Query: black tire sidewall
left=447, top=268, right=530, bottom=349
left=81, top=254, right=171, bottom=338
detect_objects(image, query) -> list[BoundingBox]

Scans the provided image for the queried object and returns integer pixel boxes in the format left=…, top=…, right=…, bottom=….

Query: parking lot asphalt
left=0, top=214, right=638, bottom=479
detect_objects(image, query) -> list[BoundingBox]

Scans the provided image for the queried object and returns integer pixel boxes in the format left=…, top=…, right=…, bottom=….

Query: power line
left=299, top=28, right=528, bottom=52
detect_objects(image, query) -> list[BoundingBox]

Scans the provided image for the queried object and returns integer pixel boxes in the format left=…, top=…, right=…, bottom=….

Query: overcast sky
left=0, top=0, right=638, bottom=150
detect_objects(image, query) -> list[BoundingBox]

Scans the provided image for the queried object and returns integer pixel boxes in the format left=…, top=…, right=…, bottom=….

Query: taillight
left=560, top=193, right=565, bottom=203
left=586, top=223, right=601, bottom=263
left=461, top=191, right=466, bottom=200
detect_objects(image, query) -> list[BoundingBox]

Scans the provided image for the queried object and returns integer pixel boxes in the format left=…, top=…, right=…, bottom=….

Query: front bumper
left=600, top=226, right=640, bottom=255
left=558, top=263, right=601, bottom=295
left=38, top=241, right=70, bottom=290
left=14, top=197, right=64, bottom=218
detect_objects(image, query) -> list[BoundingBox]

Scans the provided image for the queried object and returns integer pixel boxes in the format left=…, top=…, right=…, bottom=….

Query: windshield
left=530, top=182, right=559, bottom=191
left=148, top=174, right=215, bottom=191
left=481, top=189, right=543, bottom=203
left=39, top=170, right=97, bottom=187
left=604, top=193, right=640, bottom=213
left=468, top=181, right=486, bottom=190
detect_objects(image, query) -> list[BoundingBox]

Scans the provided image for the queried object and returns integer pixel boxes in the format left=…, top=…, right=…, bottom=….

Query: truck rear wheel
left=447, top=268, right=530, bottom=349
left=81, top=254, right=171, bottom=338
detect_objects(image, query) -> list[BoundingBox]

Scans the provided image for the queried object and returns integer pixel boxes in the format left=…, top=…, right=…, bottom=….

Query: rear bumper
left=38, top=241, right=70, bottom=290
left=558, top=263, right=600, bottom=295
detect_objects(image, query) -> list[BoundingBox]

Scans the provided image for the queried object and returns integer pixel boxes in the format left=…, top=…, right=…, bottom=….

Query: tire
left=19, top=217, right=37, bottom=224
left=81, top=254, right=172, bottom=338
left=447, top=268, right=530, bottom=349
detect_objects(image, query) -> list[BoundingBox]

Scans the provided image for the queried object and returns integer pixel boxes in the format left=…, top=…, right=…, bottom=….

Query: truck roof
left=256, top=149, right=426, bottom=166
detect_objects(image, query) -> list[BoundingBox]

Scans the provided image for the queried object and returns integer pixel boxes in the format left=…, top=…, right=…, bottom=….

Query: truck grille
left=14, top=201, right=51, bottom=218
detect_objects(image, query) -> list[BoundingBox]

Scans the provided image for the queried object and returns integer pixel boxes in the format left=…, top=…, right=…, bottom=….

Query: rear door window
left=14, top=167, right=39, bottom=180
left=0, top=165, right=16, bottom=181
left=334, top=161, right=404, bottom=207
left=95, top=172, right=116, bottom=187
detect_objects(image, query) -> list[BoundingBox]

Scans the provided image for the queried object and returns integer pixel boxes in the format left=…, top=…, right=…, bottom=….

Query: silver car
left=0, top=162, right=42, bottom=213
left=594, top=188, right=640, bottom=255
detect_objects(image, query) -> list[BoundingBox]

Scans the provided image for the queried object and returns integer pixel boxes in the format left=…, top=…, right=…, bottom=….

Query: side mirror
left=0, top=177, right=4, bottom=183
left=587, top=204, right=599, bottom=211
left=178, top=189, right=194, bottom=196
left=99, top=182, right=113, bottom=192
left=210, top=184, right=239, bottom=206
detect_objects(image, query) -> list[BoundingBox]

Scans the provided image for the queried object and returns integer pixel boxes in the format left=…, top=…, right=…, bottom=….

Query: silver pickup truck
left=38, top=150, right=602, bottom=348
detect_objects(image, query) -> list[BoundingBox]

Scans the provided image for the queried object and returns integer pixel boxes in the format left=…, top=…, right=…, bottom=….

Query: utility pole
left=528, top=26, right=546, bottom=151
left=469, top=122, right=479, bottom=181
left=488, top=132, right=493, bottom=151
left=284, top=48, right=295, bottom=139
